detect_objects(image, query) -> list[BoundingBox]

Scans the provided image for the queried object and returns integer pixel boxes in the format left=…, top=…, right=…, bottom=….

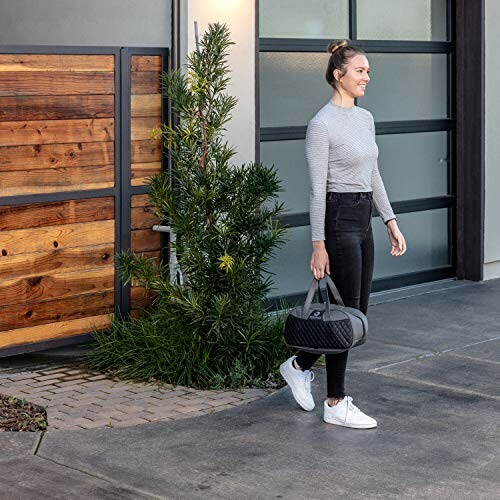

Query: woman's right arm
left=305, top=119, right=330, bottom=279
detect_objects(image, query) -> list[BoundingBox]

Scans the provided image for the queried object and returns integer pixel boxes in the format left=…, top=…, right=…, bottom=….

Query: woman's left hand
left=386, top=220, right=406, bottom=256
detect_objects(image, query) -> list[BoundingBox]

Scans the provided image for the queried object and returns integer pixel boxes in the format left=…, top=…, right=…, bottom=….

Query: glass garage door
left=258, top=0, right=455, bottom=304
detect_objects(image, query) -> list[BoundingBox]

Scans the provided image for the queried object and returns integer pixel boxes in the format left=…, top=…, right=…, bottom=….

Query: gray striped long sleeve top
left=306, top=100, right=396, bottom=241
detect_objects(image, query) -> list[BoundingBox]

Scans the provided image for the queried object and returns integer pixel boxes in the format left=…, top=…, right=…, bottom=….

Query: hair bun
left=327, top=40, right=348, bottom=55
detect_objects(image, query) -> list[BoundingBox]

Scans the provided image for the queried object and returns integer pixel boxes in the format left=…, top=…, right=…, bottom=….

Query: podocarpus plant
left=88, top=23, right=291, bottom=388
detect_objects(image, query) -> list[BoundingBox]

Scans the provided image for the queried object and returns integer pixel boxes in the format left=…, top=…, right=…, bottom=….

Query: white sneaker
left=279, top=356, right=315, bottom=411
left=323, top=396, right=377, bottom=429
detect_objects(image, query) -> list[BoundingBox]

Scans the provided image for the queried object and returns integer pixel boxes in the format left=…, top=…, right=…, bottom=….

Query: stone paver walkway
left=0, top=363, right=274, bottom=430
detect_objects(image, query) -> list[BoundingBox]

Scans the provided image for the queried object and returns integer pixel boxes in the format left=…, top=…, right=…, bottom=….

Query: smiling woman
left=279, top=39, right=406, bottom=429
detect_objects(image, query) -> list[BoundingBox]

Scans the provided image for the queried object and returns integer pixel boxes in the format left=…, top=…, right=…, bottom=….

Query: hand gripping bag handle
left=302, top=275, right=345, bottom=320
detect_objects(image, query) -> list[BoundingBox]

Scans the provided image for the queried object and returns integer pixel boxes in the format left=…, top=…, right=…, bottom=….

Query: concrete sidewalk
left=2, top=279, right=500, bottom=499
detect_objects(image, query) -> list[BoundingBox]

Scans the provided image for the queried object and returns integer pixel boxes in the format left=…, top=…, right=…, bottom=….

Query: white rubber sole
left=279, top=362, right=315, bottom=412
left=323, top=416, right=377, bottom=429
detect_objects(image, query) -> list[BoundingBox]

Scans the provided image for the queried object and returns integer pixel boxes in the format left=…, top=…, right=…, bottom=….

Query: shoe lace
left=303, top=370, right=315, bottom=392
left=345, top=396, right=359, bottom=414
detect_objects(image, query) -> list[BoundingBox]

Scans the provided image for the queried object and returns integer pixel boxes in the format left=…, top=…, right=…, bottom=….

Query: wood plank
left=0, top=55, right=114, bottom=72
left=131, top=205, right=159, bottom=229
left=131, top=72, right=161, bottom=94
left=131, top=229, right=161, bottom=252
left=131, top=118, right=162, bottom=141
left=0, top=165, right=114, bottom=196
left=131, top=194, right=152, bottom=208
left=0, top=314, right=112, bottom=349
left=0, top=72, right=114, bottom=96
left=135, top=250, right=161, bottom=262
left=131, top=140, right=162, bottom=163
left=0, top=95, right=114, bottom=122
left=0, top=291, right=114, bottom=331
left=131, top=162, right=162, bottom=186
left=0, top=244, right=114, bottom=281
left=0, top=118, right=114, bottom=147
left=0, top=267, right=114, bottom=307
left=0, top=220, right=114, bottom=256
left=130, top=286, right=155, bottom=310
left=131, top=56, right=162, bottom=72
left=0, top=197, right=114, bottom=231
left=0, top=141, right=114, bottom=172
left=131, top=94, right=162, bottom=118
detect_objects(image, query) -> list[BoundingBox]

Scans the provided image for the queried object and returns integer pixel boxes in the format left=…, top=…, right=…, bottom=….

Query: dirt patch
left=0, top=394, right=47, bottom=432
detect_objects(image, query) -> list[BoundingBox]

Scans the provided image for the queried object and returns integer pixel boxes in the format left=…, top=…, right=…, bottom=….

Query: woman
left=280, top=39, right=407, bottom=429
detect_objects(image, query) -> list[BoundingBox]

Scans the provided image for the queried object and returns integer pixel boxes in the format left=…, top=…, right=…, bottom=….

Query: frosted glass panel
left=266, top=225, right=312, bottom=297
left=260, top=0, right=349, bottom=39
left=377, top=132, right=449, bottom=202
left=373, top=209, right=449, bottom=279
left=357, top=0, right=448, bottom=41
left=260, top=140, right=309, bottom=214
left=266, top=210, right=450, bottom=297
left=362, top=54, right=448, bottom=121
left=260, top=52, right=448, bottom=126
left=260, top=52, right=331, bottom=127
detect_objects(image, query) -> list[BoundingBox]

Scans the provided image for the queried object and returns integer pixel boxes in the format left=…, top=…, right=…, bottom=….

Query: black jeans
left=296, top=192, right=375, bottom=398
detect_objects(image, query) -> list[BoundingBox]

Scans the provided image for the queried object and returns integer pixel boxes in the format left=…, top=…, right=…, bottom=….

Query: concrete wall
left=183, top=0, right=256, bottom=165
left=484, top=0, right=500, bottom=279
left=0, top=0, right=171, bottom=47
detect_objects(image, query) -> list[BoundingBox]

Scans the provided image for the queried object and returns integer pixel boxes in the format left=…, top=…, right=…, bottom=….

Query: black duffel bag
left=283, top=275, right=368, bottom=354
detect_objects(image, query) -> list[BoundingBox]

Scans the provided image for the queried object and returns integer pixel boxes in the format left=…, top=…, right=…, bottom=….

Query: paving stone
left=1, top=362, right=274, bottom=430
left=35, top=366, right=72, bottom=375
left=85, top=374, right=109, bottom=381
left=205, top=399, right=235, bottom=408
left=27, top=379, right=62, bottom=389
left=143, top=414, right=173, bottom=422
left=33, top=373, right=66, bottom=382
left=111, top=418, right=149, bottom=427
left=78, top=420, right=113, bottom=429
left=63, top=369, right=88, bottom=376
left=174, top=405, right=206, bottom=414
left=1, top=373, right=37, bottom=382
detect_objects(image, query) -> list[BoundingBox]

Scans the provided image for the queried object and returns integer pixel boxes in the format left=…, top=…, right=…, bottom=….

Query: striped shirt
left=306, top=100, right=396, bottom=241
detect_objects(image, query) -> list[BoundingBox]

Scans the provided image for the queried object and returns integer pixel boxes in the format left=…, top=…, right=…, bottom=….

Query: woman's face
left=334, top=54, right=371, bottom=98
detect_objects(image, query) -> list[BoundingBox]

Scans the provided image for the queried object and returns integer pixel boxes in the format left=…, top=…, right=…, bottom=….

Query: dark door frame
left=455, top=0, right=485, bottom=281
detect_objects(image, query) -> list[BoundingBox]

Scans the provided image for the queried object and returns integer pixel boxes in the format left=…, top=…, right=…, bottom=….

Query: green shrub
left=86, top=23, right=292, bottom=388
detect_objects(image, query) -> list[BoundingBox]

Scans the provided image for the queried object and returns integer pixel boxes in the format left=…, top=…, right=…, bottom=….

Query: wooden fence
left=0, top=47, right=167, bottom=356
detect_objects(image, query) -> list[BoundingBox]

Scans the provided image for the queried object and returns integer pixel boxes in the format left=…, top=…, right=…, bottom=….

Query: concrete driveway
left=2, top=279, right=499, bottom=499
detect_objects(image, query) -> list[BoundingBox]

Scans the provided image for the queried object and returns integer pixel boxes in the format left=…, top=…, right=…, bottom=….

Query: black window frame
left=255, top=0, right=485, bottom=308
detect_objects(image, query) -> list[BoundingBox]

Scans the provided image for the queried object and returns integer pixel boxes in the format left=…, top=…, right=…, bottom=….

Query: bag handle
left=324, top=274, right=345, bottom=307
left=302, top=274, right=345, bottom=319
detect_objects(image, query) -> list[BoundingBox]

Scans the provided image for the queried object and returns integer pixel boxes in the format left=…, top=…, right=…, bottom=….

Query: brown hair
left=325, top=40, right=366, bottom=92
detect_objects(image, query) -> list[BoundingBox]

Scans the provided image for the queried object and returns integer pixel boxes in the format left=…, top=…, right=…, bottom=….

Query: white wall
left=182, top=0, right=256, bottom=165
left=484, top=0, right=500, bottom=279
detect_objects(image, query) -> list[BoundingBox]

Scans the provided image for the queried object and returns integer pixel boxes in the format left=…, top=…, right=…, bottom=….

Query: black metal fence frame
left=0, top=45, right=169, bottom=356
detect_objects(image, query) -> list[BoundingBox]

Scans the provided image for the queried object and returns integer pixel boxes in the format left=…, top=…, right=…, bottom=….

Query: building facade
left=184, top=0, right=497, bottom=305
left=0, top=0, right=497, bottom=355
